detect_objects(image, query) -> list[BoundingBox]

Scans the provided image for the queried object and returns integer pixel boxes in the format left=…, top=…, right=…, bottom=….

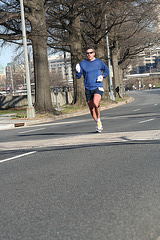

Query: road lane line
left=139, top=119, right=154, bottom=124
left=0, top=151, right=37, bottom=164
left=133, top=109, right=141, bottom=112
left=19, top=128, right=46, bottom=134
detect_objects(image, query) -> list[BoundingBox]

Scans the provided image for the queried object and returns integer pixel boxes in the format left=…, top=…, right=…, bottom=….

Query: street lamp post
left=20, top=0, right=35, bottom=118
left=105, top=15, right=115, bottom=101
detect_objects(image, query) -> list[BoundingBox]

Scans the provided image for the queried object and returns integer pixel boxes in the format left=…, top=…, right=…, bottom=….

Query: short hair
left=86, top=47, right=95, bottom=52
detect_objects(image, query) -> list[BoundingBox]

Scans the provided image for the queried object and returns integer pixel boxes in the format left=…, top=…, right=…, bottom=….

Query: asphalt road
left=0, top=89, right=160, bottom=240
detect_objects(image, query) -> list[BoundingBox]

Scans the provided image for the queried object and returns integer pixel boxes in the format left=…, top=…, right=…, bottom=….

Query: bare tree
left=106, top=1, right=158, bottom=91
left=0, top=0, right=57, bottom=113
left=46, top=0, right=120, bottom=104
left=46, top=0, right=87, bottom=105
left=1, top=0, right=158, bottom=108
left=80, top=0, right=159, bottom=96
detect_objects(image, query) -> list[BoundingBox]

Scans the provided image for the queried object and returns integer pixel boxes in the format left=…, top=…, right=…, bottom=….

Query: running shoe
left=96, top=121, right=103, bottom=133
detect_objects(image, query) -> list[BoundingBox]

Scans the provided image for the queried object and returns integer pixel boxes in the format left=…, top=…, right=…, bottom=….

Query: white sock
left=97, top=118, right=100, bottom=122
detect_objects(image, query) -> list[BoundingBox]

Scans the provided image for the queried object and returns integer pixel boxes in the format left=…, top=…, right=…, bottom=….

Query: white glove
left=76, top=63, right=81, bottom=73
left=97, top=75, right=103, bottom=82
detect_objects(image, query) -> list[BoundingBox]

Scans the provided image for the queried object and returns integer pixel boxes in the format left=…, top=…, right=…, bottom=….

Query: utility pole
left=105, top=15, right=115, bottom=101
left=20, top=0, right=35, bottom=118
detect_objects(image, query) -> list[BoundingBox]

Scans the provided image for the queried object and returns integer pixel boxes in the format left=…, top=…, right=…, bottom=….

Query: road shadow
left=0, top=138, right=160, bottom=157
left=18, top=131, right=96, bottom=138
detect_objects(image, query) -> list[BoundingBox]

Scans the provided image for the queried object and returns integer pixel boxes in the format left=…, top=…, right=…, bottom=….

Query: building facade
left=0, top=65, right=6, bottom=90
left=125, top=47, right=160, bottom=76
left=2, top=52, right=73, bottom=92
left=48, top=52, right=73, bottom=86
left=5, top=63, right=26, bottom=92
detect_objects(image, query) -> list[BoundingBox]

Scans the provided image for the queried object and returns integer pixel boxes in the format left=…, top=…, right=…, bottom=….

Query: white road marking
left=153, top=104, right=158, bottom=106
left=139, top=119, right=154, bottom=124
left=0, top=151, right=37, bottom=164
left=19, top=128, right=46, bottom=134
left=133, top=109, right=141, bottom=112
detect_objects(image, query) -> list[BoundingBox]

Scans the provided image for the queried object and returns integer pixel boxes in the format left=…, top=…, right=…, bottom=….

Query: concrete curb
left=0, top=124, right=15, bottom=130
left=0, top=97, right=134, bottom=130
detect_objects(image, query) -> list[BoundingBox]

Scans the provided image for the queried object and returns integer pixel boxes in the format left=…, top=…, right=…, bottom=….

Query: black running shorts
left=85, top=87, right=104, bottom=102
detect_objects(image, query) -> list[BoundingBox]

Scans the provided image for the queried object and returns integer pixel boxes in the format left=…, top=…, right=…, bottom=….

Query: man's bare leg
left=88, top=94, right=102, bottom=122
left=87, top=99, right=97, bottom=122
left=94, top=94, right=103, bottom=132
left=93, top=94, right=101, bottom=121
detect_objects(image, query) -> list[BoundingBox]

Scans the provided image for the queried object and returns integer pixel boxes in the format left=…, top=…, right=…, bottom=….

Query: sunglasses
left=86, top=52, right=94, bottom=55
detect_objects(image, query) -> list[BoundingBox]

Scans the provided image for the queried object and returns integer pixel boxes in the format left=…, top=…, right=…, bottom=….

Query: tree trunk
left=96, top=42, right=106, bottom=61
left=96, top=42, right=110, bottom=101
left=32, top=38, right=54, bottom=113
left=119, top=67, right=124, bottom=98
left=112, top=52, right=120, bottom=86
left=29, top=1, right=55, bottom=113
left=111, top=41, right=120, bottom=97
left=69, top=15, right=86, bottom=106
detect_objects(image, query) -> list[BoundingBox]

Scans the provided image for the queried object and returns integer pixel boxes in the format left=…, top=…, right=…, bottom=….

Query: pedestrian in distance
left=76, top=47, right=109, bottom=132
left=149, top=83, right=152, bottom=91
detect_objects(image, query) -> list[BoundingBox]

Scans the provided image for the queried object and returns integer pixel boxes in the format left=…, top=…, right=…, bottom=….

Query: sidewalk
left=0, top=113, right=55, bottom=130
left=0, top=97, right=134, bottom=130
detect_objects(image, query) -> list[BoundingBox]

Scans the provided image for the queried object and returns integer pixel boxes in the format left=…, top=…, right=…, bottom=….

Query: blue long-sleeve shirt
left=76, top=58, right=109, bottom=90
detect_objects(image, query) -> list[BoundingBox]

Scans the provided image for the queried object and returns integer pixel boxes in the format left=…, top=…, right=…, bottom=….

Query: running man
left=76, top=47, right=109, bottom=132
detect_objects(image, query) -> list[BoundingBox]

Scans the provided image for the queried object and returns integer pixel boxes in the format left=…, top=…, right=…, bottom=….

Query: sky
left=0, top=44, right=17, bottom=68
left=0, top=43, right=60, bottom=68
left=0, top=43, right=58, bottom=69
